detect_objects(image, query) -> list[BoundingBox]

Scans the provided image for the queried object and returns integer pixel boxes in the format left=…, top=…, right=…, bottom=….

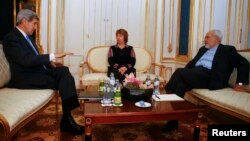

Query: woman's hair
left=116, top=29, right=128, bottom=44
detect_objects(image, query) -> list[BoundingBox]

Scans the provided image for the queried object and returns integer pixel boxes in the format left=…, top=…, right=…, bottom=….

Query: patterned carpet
left=15, top=100, right=210, bottom=141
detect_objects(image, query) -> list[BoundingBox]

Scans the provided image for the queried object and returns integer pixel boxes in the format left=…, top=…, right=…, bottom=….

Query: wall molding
left=209, top=0, right=214, bottom=29
left=187, top=0, right=195, bottom=60
left=161, top=0, right=182, bottom=62
left=246, top=0, right=250, bottom=48
left=226, top=0, right=232, bottom=44
left=47, top=0, right=51, bottom=53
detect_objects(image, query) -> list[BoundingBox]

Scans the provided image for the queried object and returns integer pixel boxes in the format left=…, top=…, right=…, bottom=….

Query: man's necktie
left=25, top=36, right=39, bottom=55
left=25, top=36, right=47, bottom=70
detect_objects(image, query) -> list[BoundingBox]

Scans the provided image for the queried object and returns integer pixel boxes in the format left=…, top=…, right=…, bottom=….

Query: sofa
left=0, top=44, right=56, bottom=141
left=79, top=46, right=168, bottom=88
left=185, top=50, right=250, bottom=122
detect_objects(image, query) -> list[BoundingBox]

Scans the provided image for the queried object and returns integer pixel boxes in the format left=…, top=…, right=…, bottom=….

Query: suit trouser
left=165, top=67, right=211, bottom=98
left=46, top=67, right=80, bottom=115
left=14, top=66, right=80, bottom=115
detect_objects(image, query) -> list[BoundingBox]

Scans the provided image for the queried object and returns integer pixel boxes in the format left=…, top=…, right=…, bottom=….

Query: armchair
left=79, top=46, right=167, bottom=89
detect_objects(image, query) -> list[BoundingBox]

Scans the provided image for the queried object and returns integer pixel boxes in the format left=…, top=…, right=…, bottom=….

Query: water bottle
left=99, top=79, right=105, bottom=96
left=145, top=75, right=151, bottom=87
left=103, top=80, right=111, bottom=105
left=114, top=85, right=122, bottom=106
left=110, top=73, right=115, bottom=86
left=110, top=73, right=116, bottom=93
left=153, top=75, right=160, bottom=95
left=115, top=79, right=120, bottom=88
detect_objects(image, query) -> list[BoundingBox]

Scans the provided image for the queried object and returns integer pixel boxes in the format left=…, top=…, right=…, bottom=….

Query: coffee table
left=83, top=97, right=204, bottom=141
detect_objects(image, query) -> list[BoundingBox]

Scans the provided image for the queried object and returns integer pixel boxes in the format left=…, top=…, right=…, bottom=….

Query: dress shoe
left=60, top=115, right=85, bottom=135
left=68, top=115, right=84, bottom=130
left=162, top=120, right=178, bottom=132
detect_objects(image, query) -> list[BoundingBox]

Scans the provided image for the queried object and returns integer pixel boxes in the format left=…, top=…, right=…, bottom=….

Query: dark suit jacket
left=185, top=44, right=249, bottom=90
left=3, top=28, right=50, bottom=88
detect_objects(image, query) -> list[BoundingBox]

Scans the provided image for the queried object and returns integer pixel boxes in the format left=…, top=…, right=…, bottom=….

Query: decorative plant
left=123, top=73, right=153, bottom=89
left=123, top=73, right=141, bottom=89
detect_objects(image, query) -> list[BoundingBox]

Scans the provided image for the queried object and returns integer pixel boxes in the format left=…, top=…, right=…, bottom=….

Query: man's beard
left=205, top=44, right=210, bottom=48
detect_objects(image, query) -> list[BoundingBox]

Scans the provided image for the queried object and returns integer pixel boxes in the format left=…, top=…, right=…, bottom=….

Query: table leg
left=85, top=117, right=92, bottom=141
left=193, top=125, right=200, bottom=141
left=79, top=99, right=84, bottom=110
left=193, top=112, right=203, bottom=141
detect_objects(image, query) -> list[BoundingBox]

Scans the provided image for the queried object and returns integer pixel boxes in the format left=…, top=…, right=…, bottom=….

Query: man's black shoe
left=60, top=115, right=84, bottom=135
left=162, top=120, right=178, bottom=132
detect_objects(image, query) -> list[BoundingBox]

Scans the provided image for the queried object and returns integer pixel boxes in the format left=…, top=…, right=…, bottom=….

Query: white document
left=152, top=94, right=184, bottom=101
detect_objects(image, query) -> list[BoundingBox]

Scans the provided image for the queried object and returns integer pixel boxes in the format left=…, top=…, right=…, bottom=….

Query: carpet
left=16, top=101, right=209, bottom=141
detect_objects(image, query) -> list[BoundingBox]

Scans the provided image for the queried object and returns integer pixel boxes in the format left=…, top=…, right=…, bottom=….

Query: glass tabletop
left=78, top=86, right=114, bottom=100
left=78, top=91, right=105, bottom=100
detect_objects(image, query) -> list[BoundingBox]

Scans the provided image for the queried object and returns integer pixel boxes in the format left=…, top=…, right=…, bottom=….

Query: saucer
left=112, top=103, right=123, bottom=107
left=135, top=101, right=151, bottom=108
left=101, top=99, right=114, bottom=104
left=101, top=103, right=113, bottom=107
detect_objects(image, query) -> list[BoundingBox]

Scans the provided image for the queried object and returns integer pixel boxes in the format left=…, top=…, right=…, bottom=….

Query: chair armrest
left=151, top=63, right=166, bottom=79
left=79, top=61, right=89, bottom=82
left=0, top=114, right=10, bottom=141
left=151, top=63, right=165, bottom=69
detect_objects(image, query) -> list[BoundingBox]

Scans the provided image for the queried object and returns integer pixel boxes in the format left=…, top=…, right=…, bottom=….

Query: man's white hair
left=16, top=9, right=39, bottom=25
left=210, top=29, right=223, bottom=42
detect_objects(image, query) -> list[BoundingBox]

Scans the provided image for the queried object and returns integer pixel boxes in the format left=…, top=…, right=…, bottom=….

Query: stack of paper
left=152, top=94, right=184, bottom=101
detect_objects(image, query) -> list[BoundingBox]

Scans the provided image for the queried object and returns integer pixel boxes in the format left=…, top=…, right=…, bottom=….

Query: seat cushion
left=0, top=44, right=11, bottom=87
left=0, top=88, right=54, bottom=131
left=82, top=73, right=109, bottom=85
left=191, top=88, right=250, bottom=119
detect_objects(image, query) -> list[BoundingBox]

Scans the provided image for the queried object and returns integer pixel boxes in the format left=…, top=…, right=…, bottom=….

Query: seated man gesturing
left=3, top=9, right=84, bottom=135
left=163, top=29, right=249, bottom=132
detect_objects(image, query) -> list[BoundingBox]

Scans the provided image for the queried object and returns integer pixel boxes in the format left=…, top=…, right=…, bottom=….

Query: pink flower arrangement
left=123, top=73, right=154, bottom=89
left=123, top=73, right=142, bottom=89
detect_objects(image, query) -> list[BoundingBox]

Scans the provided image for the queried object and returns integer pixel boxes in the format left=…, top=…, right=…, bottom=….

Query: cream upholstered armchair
left=79, top=46, right=167, bottom=89
left=0, top=44, right=56, bottom=141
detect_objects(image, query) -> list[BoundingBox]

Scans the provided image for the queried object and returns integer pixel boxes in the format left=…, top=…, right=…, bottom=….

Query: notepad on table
left=152, top=94, right=184, bottom=101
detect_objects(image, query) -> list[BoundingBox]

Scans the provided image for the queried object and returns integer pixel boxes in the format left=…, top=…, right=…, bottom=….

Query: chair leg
left=12, top=131, right=19, bottom=141
left=55, top=91, right=59, bottom=120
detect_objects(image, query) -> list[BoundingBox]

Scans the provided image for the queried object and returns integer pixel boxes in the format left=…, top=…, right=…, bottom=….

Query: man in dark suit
left=163, top=29, right=249, bottom=132
left=3, top=9, right=84, bottom=135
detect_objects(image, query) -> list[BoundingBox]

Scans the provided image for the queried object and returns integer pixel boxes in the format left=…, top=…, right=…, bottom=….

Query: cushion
left=0, top=88, right=54, bottom=131
left=86, top=46, right=152, bottom=73
left=87, top=47, right=109, bottom=72
left=0, top=44, right=11, bottom=87
left=191, top=88, right=250, bottom=119
left=133, top=47, right=151, bottom=73
left=228, top=52, right=250, bottom=91
left=82, top=73, right=109, bottom=85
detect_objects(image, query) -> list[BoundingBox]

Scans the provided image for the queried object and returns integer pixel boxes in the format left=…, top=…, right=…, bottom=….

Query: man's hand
left=55, top=52, right=74, bottom=58
left=233, top=84, right=245, bottom=92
